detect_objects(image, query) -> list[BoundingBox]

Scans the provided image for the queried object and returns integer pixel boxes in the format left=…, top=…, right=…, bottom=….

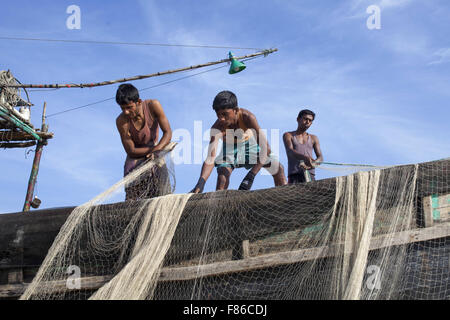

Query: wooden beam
left=23, top=140, right=45, bottom=211
left=0, top=275, right=113, bottom=299
left=7, top=227, right=24, bottom=285
left=159, top=223, right=450, bottom=281
left=0, top=120, right=16, bottom=130
left=0, top=141, right=36, bottom=148
left=423, top=196, right=434, bottom=227
left=423, top=193, right=450, bottom=227
left=0, top=130, right=53, bottom=141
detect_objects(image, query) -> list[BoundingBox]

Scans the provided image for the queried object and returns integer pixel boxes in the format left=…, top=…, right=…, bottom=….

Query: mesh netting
left=20, top=156, right=449, bottom=300
left=0, top=70, right=22, bottom=107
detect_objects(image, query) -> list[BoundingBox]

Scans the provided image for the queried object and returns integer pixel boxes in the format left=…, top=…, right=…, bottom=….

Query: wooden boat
left=0, top=158, right=449, bottom=300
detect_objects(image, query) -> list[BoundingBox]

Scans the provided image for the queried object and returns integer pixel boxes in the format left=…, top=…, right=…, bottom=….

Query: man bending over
left=192, top=90, right=286, bottom=193
left=115, top=83, right=172, bottom=200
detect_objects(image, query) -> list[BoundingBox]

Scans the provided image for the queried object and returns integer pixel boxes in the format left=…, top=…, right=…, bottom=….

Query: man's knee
left=216, top=166, right=232, bottom=190
left=276, top=163, right=285, bottom=176
left=263, top=160, right=283, bottom=176
left=217, top=166, right=232, bottom=176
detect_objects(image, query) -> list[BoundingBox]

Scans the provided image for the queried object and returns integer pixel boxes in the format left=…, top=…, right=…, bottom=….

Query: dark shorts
left=288, top=171, right=316, bottom=184
left=214, top=139, right=277, bottom=170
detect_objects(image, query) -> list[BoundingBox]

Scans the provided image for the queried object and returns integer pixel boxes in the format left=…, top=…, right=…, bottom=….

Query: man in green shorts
left=191, top=91, right=286, bottom=193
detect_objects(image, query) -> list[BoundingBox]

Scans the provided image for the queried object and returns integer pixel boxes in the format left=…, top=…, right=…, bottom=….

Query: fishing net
left=0, top=70, right=32, bottom=130
left=19, top=155, right=449, bottom=300
left=0, top=70, right=21, bottom=107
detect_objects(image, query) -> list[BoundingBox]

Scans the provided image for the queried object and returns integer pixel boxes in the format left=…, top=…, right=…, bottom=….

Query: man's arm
left=116, top=116, right=153, bottom=158
left=149, top=99, right=172, bottom=155
left=191, top=127, right=221, bottom=193
left=283, top=132, right=316, bottom=167
left=283, top=132, right=323, bottom=169
left=311, top=134, right=323, bottom=163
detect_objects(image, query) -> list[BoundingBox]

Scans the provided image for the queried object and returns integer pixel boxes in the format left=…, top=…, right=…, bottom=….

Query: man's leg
left=216, top=166, right=233, bottom=190
left=263, top=160, right=287, bottom=186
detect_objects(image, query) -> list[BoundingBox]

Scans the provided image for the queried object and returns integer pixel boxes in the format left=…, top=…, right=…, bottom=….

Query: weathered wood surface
left=0, top=275, right=113, bottom=299
left=0, top=120, right=16, bottom=130
left=1, top=223, right=448, bottom=299
left=423, top=193, right=450, bottom=227
left=0, top=130, right=53, bottom=141
left=0, top=207, right=75, bottom=285
left=0, top=141, right=36, bottom=148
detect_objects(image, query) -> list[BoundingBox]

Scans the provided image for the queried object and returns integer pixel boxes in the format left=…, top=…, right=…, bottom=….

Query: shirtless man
left=115, top=83, right=172, bottom=200
left=283, top=109, right=323, bottom=183
left=191, top=90, right=286, bottom=193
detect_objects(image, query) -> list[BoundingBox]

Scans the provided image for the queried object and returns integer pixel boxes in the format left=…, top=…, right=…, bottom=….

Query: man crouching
left=191, top=90, right=286, bottom=193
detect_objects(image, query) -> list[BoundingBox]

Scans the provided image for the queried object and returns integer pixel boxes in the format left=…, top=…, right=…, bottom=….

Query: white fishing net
left=19, top=156, right=449, bottom=300
left=0, top=70, right=21, bottom=107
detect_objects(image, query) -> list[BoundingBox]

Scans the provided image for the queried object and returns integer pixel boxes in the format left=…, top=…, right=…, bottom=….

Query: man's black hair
left=116, top=83, right=140, bottom=105
left=212, top=90, right=238, bottom=111
left=298, top=109, right=315, bottom=120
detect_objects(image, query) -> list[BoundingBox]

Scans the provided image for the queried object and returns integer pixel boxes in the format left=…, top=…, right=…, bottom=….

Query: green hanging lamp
left=228, top=51, right=246, bottom=74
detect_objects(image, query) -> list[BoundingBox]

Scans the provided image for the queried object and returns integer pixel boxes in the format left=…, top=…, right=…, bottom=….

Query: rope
left=318, top=161, right=380, bottom=168
left=0, top=71, right=20, bottom=106
left=315, top=161, right=391, bottom=171
left=0, top=36, right=263, bottom=51
left=0, top=49, right=277, bottom=89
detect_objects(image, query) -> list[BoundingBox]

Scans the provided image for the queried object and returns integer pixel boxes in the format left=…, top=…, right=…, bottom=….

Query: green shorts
left=214, top=139, right=277, bottom=170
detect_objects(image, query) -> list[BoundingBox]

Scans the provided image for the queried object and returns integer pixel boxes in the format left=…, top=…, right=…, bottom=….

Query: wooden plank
left=0, top=141, right=36, bottom=148
left=0, top=120, right=16, bottom=129
left=423, top=196, right=434, bottom=227
left=0, top=130, right=53, bottom=141
left=0, top=207, right=75, bottom=278
left=0, top=275, right=113, bottom=299
left=431, top=193, right=449, bottom=222
left=423, top=193, right=450, bottom=227
left=1, top=223, right=448, bottom=299
left=160, top=223, right=450, bottom=282
left=242, top=240, right=250, bottom=259
left=7, top=227, right=24, bottom=284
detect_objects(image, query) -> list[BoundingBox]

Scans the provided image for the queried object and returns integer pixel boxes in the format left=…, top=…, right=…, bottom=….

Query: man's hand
left=300, top=158, right=316, bottom=170
left=304, top=157, right=314, bottom=168
left=190, top=177, right=206, bottom=194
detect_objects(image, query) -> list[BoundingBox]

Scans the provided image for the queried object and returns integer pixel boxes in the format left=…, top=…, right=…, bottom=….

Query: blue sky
left=1, top=0, right=449, bottom=213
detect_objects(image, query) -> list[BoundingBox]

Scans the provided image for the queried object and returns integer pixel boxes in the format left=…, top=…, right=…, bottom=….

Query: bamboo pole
left=1, top=49, right=278, bottom=89
left=22, top=102, right=48, bottom=212
left=22, top=143, right=44, bottom=211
